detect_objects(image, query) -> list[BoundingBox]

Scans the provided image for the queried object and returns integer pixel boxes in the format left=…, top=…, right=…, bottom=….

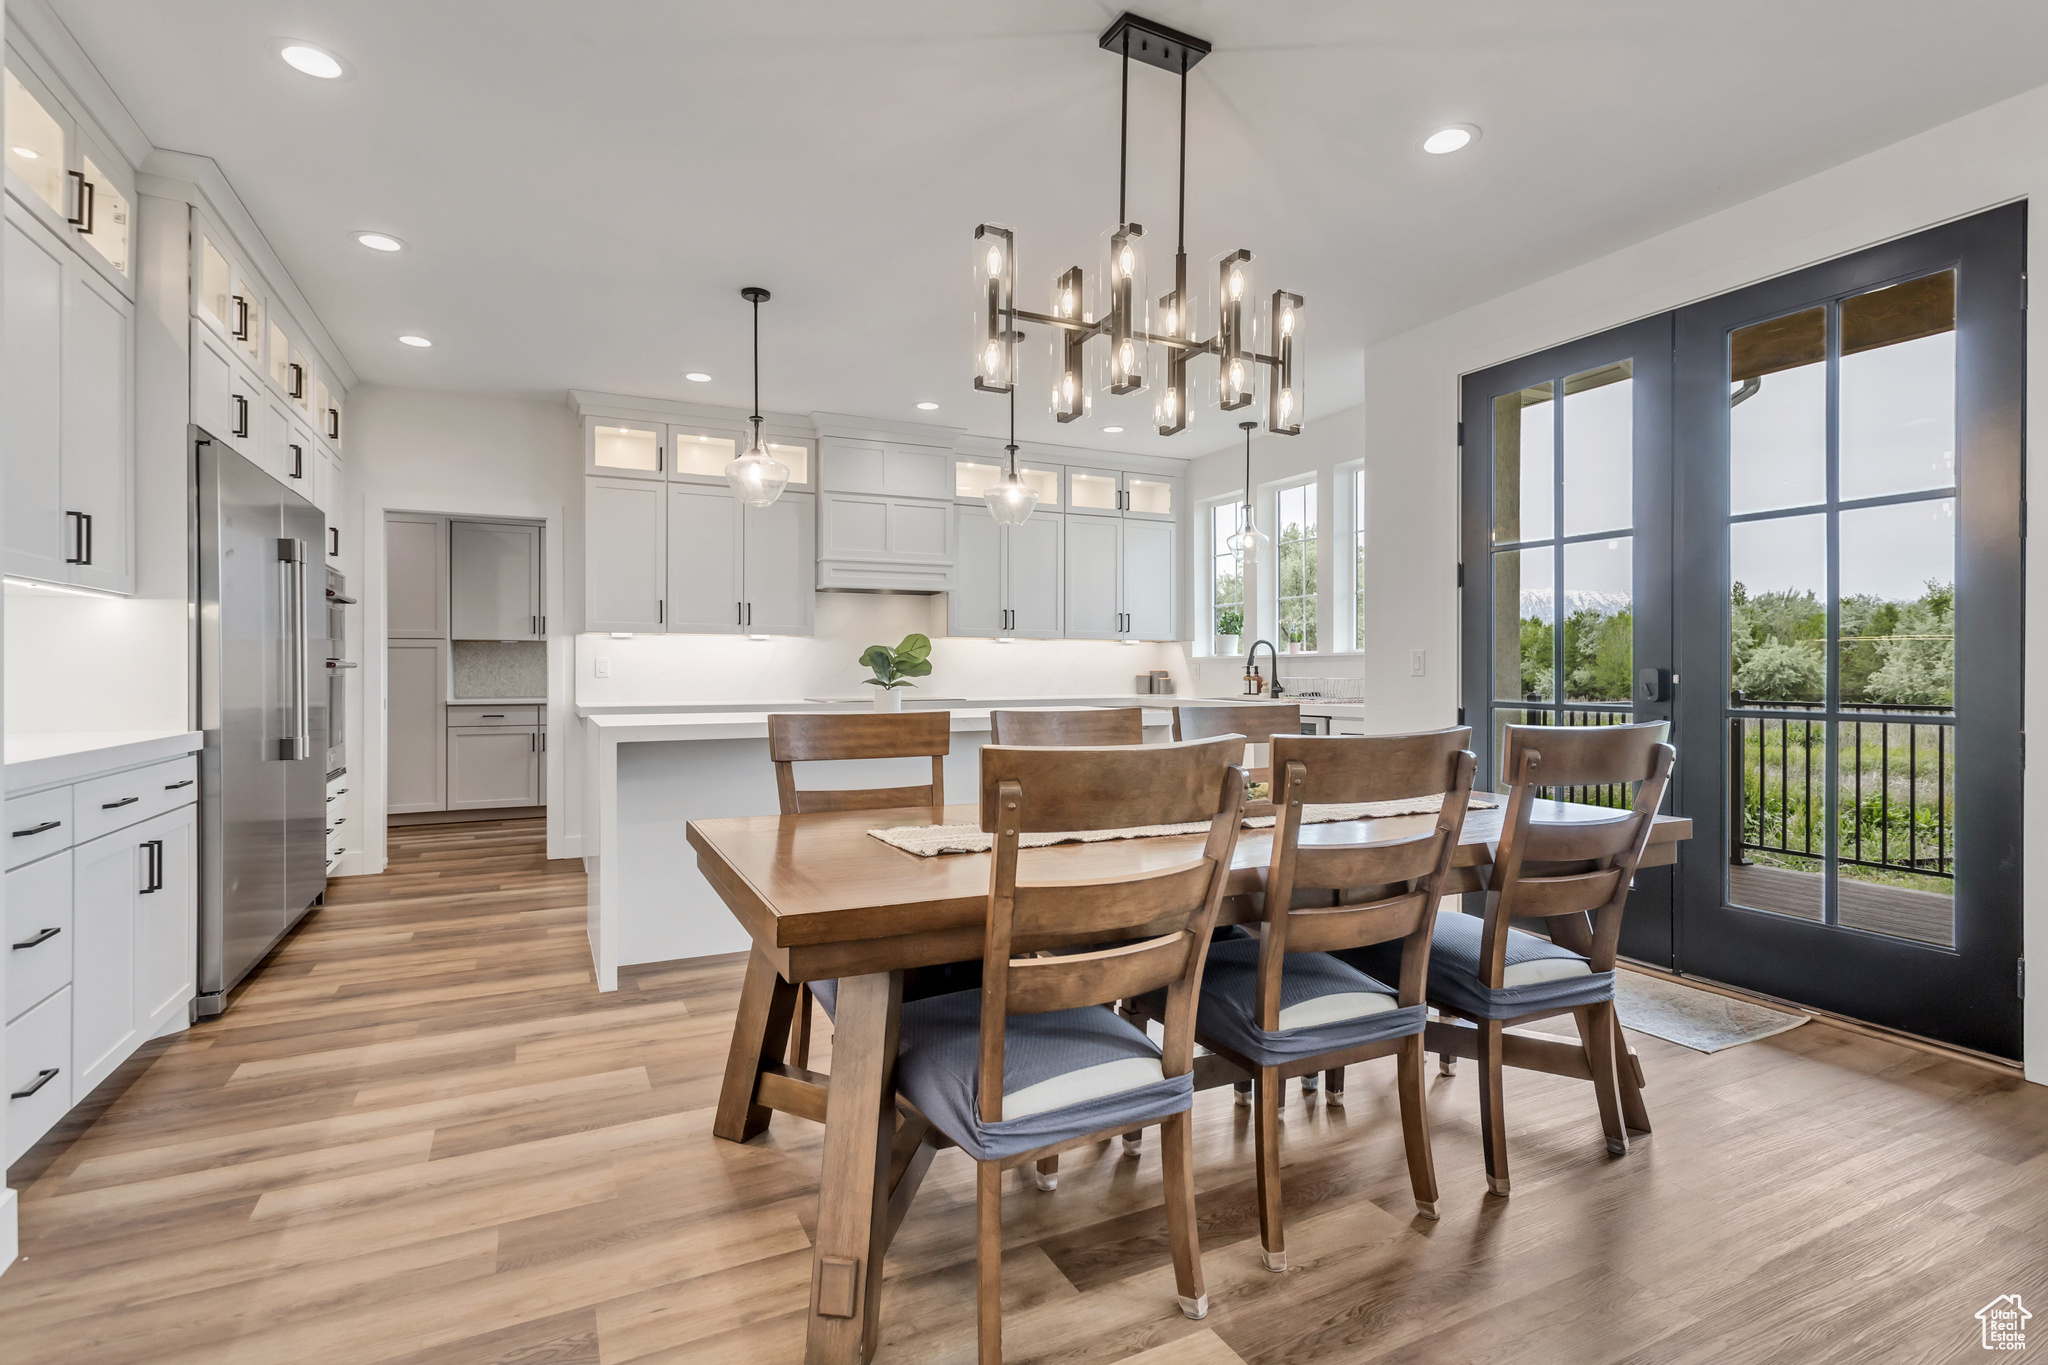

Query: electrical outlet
left=1410, top=649, right=1426, bottom=677
left=594, top=657, right=611, bottom=678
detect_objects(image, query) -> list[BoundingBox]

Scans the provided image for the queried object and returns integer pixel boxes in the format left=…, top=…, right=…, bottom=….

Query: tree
left=1735, top=639, right=1824, bottom=701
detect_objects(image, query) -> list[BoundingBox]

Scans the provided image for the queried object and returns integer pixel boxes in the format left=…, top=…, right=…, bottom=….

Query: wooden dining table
left=690, top=797, right=1691, bottom=1364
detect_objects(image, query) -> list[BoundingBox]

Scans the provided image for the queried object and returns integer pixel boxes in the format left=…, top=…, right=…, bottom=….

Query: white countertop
left=580, top=703, right=1184, bottom=743
left=5, top=730, right=204, bottom=793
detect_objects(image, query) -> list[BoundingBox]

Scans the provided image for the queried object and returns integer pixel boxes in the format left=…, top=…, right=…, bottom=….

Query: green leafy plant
left=860, top=634, right=933, bottom=690
left=1215, top=607, right=1243, bottom=636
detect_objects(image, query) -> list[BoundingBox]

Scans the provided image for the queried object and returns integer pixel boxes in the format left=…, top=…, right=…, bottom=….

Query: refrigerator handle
left=279, top=539, right=310, bottom=760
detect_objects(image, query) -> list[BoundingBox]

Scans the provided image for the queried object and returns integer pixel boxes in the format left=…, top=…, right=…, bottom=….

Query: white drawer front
left=447, top=705, right=540, bottom=726
left=74, top=756, right=198, bottom=844
left=5, top=787, right=74, bottom=870
left=6, top=851, right=73, bottom=1023
left=6, top=983, right=72, bottom=1164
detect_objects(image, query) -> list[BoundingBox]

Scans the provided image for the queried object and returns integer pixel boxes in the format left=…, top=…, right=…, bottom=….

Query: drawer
left=74, top=756, right=198, bottom=844
left=6, top=852, right=73, bottom=1023
left=447, top=706, right=540, bottom=726
left=6, top=984, right=72, bottom=1165
left=5, top=787, right=74, bottom=870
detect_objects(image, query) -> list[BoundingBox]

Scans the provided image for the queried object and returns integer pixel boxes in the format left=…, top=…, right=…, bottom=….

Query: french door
left=1461, top=205, right=2024, bottom=1058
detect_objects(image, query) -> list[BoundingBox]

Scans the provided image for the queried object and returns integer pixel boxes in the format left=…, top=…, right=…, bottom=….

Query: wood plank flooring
left=4, top=817, right=2045, bottom=1363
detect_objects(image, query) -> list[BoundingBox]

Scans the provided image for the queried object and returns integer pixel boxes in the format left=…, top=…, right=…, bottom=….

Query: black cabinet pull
left=164, top=779, right=194, bottom=790
left=11, top=1068, right=59, bottom=1100
left=65, top=510, right=93, bottom=565
left=67, top=170, right=89, bottom=227
left=139, top=838, right=164, bottom=893
left=101, top=796, right=140, bottom=810
left=232, top=294, right=250, bottom=341
left=12, top=821, right=60, bottom=838
left=233, top=393, right=250, bottom=439
left=327, top=408, right=340, bottom=440
left=289, top=444, right=303, bottom=479
left=12, top=926, right=60, bottom=950
left=290, top=362, right=305, bottom=399
left=328, top=527, right=340, bottom=557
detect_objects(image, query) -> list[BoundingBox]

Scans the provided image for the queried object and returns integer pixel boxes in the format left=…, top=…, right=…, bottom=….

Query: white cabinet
left=450, top=520, right=542, bottom=640
left=256, top=387, right=301, bottom=489
left=132, top=805, right=196, bottom=1043
left=70, top=825, right=140, bottom=1095
left=665, top=484, right=815, bottom=635
left=6, top=851, right=72, bottom=1024
left=742, top=493, right=816, bottom=635
left=1062, top=516, right=1177, bottom=640
left=586, top=477, right=668, bottom=632
left=821, top=438, right=951, bottom=499
left=1067, top=466, right=1178, bottom=521
left=447, top=727, right=540, bottom=810
left=385, top=513, right=448, bottom=639
left=314, top=440, right=342, bottom=519
left=3, top=49, right=134, bottom=295
left=5, top=986, right=70, bottom=1165
left=1122, top=519, right=1177, bottom=638
left=386, top=639, right=448, bottom=814
left=817, top=492, right=954, bottom=591
left=4, top=195, right=133, bottom=592
left=951, top=509, right=1063, bottom=639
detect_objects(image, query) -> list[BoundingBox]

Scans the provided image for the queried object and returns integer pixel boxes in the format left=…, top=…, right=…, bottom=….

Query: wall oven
left=325, top=567, right=355, bottom=772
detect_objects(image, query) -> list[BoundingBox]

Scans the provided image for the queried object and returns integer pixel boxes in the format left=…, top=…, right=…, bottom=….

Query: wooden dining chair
left=989, top=707, right=1145, bottom=746
left=891, top=737, right=1246, bottom=1363
left=1410, top=722, right=1674, bottom=1196
left=767, top=711, right=955, bottom=1070
left=1128, top=729, right=1475, bottom=1267
left=1173, top=702, right=1302, bottom=798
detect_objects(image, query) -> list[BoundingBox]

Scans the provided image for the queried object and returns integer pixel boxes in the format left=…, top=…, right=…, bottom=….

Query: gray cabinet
left=665, top=484, right=814, bottom=635
left=447, top=727, right=540, bottom=810
left=386, top=639, right=447, bottom=813
left=585, top=476, right=667, bottom=632
left=385, top=513, right=448, bottom=639
left=951, top=508, right=1062, bottom=639
left=1062, top=515, right=1176, bottom=640
left=450, top=520, right=542, bottom=640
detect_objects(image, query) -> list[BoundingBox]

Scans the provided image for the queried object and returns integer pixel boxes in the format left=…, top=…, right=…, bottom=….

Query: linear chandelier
left=972, top=12, right=1305, bottom=441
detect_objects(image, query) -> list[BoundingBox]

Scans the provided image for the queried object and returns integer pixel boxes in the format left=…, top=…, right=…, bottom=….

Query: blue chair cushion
left=892, top=992, right=1195, bottom=1161
left=1136, top=937, right=1425, bottom=1068
left=1409, top=910, right=1615, bottom=1021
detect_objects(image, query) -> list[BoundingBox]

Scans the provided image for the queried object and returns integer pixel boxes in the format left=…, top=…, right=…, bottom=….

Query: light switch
left=1410, top=649, right=1426, bottom=677
left=594, top=657, right=611, bottom=678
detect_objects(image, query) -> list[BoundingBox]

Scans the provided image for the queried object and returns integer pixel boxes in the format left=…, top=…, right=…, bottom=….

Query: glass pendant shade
left=725, top=440, right=790, bottom=507
left=984, top=470, right=1039, bottom=525
left=1226, top=506, right=1269, bottom=561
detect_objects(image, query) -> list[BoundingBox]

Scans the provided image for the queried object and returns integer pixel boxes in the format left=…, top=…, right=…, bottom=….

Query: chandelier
left=972, top=13, right=1305, bottom=442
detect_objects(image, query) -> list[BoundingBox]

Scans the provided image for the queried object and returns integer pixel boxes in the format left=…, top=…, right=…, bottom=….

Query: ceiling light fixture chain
left=724, top=286, right=790, bottom=507
left=971, top=11, right=1305, bottom=446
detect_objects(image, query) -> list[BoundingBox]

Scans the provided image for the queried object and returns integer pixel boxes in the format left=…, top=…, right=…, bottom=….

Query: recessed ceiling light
left=1421, top=125, right=1478, bottom=155
left=399, top=335, right=432, bottom=347
left=355, top=232, right=404, bottom=252
left=684, top=372, right=712, bottom=382
left=1101, top=425, right=1124, bottom=434
left=11, top=147, right=37, bottom=159
left=280, top=43, right=344, bottom=79
left=916, top=402, right=939, bottom=411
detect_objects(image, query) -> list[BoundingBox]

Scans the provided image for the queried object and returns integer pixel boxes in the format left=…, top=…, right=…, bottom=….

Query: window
left=1274, top=481, right=1317, bottom=651
left=1208, top=500, right=1243, bottom=652
left=1347, top=466, right=1365, bottom=652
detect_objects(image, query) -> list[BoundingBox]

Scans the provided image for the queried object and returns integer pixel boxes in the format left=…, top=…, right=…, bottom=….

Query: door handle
left=12, top=926, right=60, bottom=950
left=233, top=393, right=250, bottom=439
left=11, top=1068, right=59, bottom=1100
left=101, top=796, right=140, bottom=810
left=11, top=821, right=60, bottom=838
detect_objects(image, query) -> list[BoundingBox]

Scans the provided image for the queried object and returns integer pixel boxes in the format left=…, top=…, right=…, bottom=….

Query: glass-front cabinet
left=1066, top=465, right=1177, bottom=521
left=953, top=455, right=1060, bottom=509
left=583, top=413, right=813, bottom=490
left=3, top=45, right=135, bottom=293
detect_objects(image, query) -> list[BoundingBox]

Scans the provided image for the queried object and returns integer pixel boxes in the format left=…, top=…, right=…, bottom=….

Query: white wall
left=1191, top=83, right=2048, bottom=1080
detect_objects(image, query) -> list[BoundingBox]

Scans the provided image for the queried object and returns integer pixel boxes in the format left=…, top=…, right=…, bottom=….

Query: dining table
left=690, top=796, right=1692, bottom=1364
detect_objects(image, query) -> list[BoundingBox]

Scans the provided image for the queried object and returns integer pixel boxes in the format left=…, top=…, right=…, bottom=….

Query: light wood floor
left=4, top=818, right=2045, bottom=1364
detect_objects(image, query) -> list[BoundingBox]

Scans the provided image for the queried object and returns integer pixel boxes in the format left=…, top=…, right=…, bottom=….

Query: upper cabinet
left=1066, top=465, right=1177, bottom=521
left=953, top=455, right=1062, bottom=511
left=2, top=49, right=133, bottom=298
left=816, top=436, right=955, bottom=591
left=450, top=520, right=543, bottom=641
left=582, top=413, right=812, bottom=492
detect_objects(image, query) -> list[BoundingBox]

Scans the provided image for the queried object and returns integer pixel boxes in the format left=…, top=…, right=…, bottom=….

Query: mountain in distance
left=1519, top=588, right=1633, bottom=619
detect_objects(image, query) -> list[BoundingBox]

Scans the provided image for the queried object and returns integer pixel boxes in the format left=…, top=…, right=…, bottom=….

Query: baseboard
left=0, top=1186, right=17, bottom=1275
left=388, top=805, right=546, bottom=827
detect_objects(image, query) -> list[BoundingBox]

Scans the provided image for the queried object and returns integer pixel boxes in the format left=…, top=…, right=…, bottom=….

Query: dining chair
left=1389, top=721, right=1674, bottom=1197
left=1172, top=702, right=1303, bottom=788
left=1128, top=729, right=1475, bottom=1267
left=989, top=706, right=1145, bottom=746
left=892, top=737, right=1246, bottom=1363
left=767, top=711, right=958, bottom=1070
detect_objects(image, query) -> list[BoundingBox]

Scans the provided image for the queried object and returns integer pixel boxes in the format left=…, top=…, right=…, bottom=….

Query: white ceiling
left=47, top=1, right=2048, bottom=457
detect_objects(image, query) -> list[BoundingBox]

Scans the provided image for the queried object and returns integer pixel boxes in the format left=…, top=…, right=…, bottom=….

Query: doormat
left=1612, top=970, right=1809, bottom=1053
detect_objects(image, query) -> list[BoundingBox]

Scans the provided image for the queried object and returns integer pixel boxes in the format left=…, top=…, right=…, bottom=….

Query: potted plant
left=860, top=634, right=932, bottom=712
left=1214, top=607, right=1242, bottom=656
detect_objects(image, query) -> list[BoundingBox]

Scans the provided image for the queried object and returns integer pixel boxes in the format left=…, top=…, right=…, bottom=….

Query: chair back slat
left=1254, top=729, right=1477, bottom=1027
left=1173, top=703, right=1301, bottom=748
left=1480, top=723, right=1677, bottom=983
left=1004, top=933, right=1190, bottom=1014
left=767, top=712, right=949, bottom=814
left=976, top=743, right=1247, bottom=1125
left=990, top=708, right=1145, bottom=747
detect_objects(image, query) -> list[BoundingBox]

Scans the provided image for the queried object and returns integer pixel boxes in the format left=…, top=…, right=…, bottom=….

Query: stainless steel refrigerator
left=192, top=429, right=329, bottom=1017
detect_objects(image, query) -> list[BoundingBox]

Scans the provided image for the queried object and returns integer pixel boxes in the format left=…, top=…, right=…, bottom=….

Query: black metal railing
left=1729, top=692, right=1954, bottom=879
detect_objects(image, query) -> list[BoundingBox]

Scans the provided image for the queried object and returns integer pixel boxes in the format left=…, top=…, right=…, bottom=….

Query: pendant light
left=1225, top=420, right=1268, bottom=560
left=724, top=286, right=790, bottom=507
left=984, top=383, right=1039, bottom=525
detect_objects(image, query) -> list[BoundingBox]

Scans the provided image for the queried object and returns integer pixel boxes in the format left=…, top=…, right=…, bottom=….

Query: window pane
left=1211, top=502, right=1243, bottom=649
left=671, top=431, right=737, bottom=477
left=1562, top=537, right=1631, bottom=703
left=1493, top=383, right=1553, bottom=543
left=1728, top=712, right=1826, bottom=922
left=1730, top=307, right=1826, bottom=514
left=593, top=424, right=659, bottom=472
left=1730, top=514, right=1825, bottom=706
left=4, top=69, right=65, bottom=215
left=1352, top=468, right=1366, bottom=653
left=1562, top=362, right=1632, bottom=536
left=1276, top=483, right=1316, bottom=651
left=1494, top=546, right=1553, bottom=702
left=1832, top=718, right=1954, bottom=947
left=1840, top=271, right=1955, bottom=501
left=1838, top=499, right=1954, bottom=711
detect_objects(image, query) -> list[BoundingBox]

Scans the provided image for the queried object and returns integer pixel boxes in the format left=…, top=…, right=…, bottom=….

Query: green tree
left=1520, top=616, right=1553, bottom=698
left=1735, top=639, right=1824, bottom=701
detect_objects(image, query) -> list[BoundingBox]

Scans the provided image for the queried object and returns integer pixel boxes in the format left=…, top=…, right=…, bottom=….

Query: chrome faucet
left=1245, top=639, right=1284, bottom=699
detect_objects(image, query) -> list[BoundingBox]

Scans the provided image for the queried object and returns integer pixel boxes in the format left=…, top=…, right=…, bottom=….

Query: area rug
left=1610, top=970, right=1809, bottom=1053
left=869, top=792, right=1496, bottom=857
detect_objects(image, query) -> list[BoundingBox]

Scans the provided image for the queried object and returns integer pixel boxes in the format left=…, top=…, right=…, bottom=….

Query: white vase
left=1216, top=634, right=1240, bottom=656
left=873, top=687, right=903, bottom=713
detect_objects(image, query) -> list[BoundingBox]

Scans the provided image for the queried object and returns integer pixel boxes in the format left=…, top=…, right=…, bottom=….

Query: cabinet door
left=386, top=639, right=447, bottom=813
left=665, top=484, right=741, bottom=634
left=6, top=850, right=72, bottom=1025
left=1067, top=467, right=1123, bottom=516
left=384, top=513, right=448, bottom=638
left=742, top=492, right=814, bottom=635
left=4, top=201, right=67, bottom=583
left=585, top=477, right=667, bottom=632
left=60, top=260, right=132, bottom=592
left=190, top=318, right=237, bottom=447
left=133, top=804, right=195, bottom=1035
left=449, top=520, right=541, bottom=640
left=314, top=441, right=341, bottom=520
left=446, top=728, right=539, bottom=810
left=1007, top=513, right=1065, bottom=639
left=1123, top=472, right=1177, bottom=521
left=1062, top=515, right=1123, bottom=640
left=585, top=417, right=664, bottom=480
left=72, top=826, right=142, bottom=1096
left=1121, top=519, right=1177, bottom=640
left=949, top=508, right=1005, bottom=637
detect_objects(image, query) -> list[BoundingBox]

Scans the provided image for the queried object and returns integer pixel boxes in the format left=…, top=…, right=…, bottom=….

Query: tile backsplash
left=452, top=640, right=547, bottom=700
